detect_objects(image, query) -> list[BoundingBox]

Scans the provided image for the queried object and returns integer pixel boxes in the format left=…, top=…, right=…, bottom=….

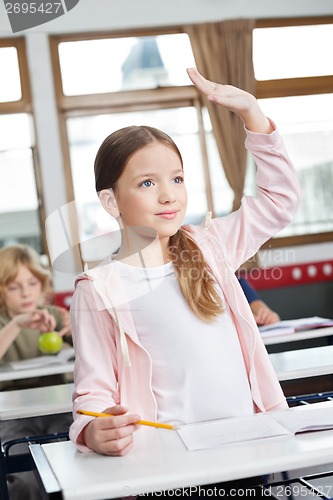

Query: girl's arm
left=70, top=279, right=140, bottom=455
left=187, top=68, right=301, bottom=271
left=0, top=309, right=56, bottom=359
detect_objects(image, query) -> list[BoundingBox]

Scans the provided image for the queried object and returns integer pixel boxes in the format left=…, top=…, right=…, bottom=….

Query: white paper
left=177, top=414, right=291, bottom=451
left=9, top=348, right=75, bottom=369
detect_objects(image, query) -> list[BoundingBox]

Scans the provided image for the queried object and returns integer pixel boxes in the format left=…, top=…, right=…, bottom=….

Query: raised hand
left=186, top=67, right=273, bottom=134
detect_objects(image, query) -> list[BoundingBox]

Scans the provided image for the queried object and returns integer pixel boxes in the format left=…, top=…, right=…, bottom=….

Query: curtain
left=186, top=19, right=255, bottom=211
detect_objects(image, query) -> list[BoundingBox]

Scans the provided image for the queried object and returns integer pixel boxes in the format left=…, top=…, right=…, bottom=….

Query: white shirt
left=113, top=260, right=255, bottom=425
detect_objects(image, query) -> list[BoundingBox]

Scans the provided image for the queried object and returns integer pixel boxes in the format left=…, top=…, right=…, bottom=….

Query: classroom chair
left=0, top=431, right=69, bottom=500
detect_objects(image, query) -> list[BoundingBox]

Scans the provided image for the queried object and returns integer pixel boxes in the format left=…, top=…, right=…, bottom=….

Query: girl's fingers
left=102, top=434, right=134, bottom=456
left=97, top=413, right=140, bottom=430
left=58, top=307, right=71, bottom=336
left=84, top=411, right=140, bottom=456
left=187, top=67, right=218, bottom=95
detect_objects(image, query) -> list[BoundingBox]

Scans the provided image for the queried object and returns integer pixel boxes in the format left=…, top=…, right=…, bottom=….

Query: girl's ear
left=98, top=189, right=120, bottom=218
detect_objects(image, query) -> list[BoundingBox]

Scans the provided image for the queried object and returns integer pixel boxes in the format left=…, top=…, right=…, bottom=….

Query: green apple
left=38, top=331, right=63, bottom=354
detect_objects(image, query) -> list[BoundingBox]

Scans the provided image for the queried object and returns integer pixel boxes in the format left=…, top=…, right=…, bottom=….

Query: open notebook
left=177, top=404, right=333, bottom=451
left=10, top=347, right=75, bottom=370
left=259, top=316, right=333, bottom=337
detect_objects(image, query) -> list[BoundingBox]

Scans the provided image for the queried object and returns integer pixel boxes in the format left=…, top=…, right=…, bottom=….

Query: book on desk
left=177, top=403, right=333, bottom=451
left=9, top=348, right=75, bottom=370
left=259, top=316, right=333, bottom=337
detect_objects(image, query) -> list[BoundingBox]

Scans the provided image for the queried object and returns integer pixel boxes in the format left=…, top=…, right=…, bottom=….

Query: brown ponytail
left=169, top=228, right=224, bottom=322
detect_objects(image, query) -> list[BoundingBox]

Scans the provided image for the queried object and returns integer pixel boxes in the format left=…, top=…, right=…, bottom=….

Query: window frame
left=0, top=37, right=31, bottom=113
left=50, top=17, right=333, bottom=257
left=254, top=16, right=333, bottom=249
left=49, top=28, right=215, bottom=267
left=0, top=37, right=46, bottom=254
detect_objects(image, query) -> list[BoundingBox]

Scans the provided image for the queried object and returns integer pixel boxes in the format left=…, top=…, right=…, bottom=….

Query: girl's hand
left=250, top=300, right=280, bottom=326
left=14, top=309, right=56, bottom=331
left=57, top=306, right=72, bottom=337
left=186, top=67, right=273, bottom=134
left=83, top=405, right=140, bottom=456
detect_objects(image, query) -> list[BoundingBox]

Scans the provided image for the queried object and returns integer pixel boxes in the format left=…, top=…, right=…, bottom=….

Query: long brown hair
left=94, top=125, right=223, bottom=321
left=0, top=244, right=51, bottom=315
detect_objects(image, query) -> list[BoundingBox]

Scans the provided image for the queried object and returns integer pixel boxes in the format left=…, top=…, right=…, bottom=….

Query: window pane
left=67, top=107, right=210, bottom=261
left=0, top=47, right=22, bottom=102
left=202, top=109, right=233, bottom=215
left=258, top=94, right=333, bottom=236
left=253, top=24, right=333, bottom=80
left=58, top=34, right=195, bottom=95
left=0, top=114, right=41, bottom=250
left=0, top=114, right=34, bottom=149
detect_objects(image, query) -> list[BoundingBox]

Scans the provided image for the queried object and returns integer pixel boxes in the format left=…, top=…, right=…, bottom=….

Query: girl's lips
left=156, top=211, right=178, bottom=220
left=22, top=302, right=34, bottom=308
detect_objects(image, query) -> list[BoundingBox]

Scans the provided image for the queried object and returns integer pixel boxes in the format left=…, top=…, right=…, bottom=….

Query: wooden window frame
left=49, top=28, right=215, bottom=267
left=254, top=16, right=333, bottom=248
left=0, top=38, right=47, bottom=254
left=0, top=37, right=32, bottom=114
left=50, top=17, right=333, bottom=252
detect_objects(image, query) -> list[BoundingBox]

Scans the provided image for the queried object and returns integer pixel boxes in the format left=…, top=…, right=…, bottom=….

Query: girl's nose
left=158, top=184, right=176, bottom=204
left=20, top=285, right=30, bottom=296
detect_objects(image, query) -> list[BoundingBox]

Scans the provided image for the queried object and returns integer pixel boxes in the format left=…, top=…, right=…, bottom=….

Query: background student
left=238, top=276, right=280, bottom=325
left=0, top=244, right=73, bottom=500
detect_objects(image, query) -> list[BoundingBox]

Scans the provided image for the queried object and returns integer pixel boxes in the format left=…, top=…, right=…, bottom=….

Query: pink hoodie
left=69, top=124, right=301, bottom=452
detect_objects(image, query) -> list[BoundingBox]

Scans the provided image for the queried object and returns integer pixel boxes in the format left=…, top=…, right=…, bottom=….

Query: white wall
left=1, top=0, right=333, bottom=34
left=1, top=0, right=332, bottom=290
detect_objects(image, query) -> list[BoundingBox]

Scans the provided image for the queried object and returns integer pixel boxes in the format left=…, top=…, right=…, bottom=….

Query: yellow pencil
left=76, top=409, right=177, bottom=430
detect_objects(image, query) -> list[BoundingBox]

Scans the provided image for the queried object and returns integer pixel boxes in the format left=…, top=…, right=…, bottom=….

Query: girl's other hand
left=186, top=67, right=273, bottom=134
left=250, top=300, right=280, bottom=326
left=14, top=309, right=57, bottom=331
left=57, top=306, right=72, bottom=337
left=82, top=405, right=140, bottom=456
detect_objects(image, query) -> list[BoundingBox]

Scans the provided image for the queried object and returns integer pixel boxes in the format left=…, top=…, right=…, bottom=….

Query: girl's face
left=113, top=142, right=188, bottom=241
left=3, top=264, right=42, bottom=317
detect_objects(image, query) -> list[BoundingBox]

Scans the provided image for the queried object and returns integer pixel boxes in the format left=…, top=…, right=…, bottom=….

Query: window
left=51, top=31, right=232, bottom=263
left=58, top=34, right=195, bottom=95
left=0, top=46, right=22, bottom=102
left=0, top=39, right=43, bottom=252
left=253, top=18, right=333, bottom=245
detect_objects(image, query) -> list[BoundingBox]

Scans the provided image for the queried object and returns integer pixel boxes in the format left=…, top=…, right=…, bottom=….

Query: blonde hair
left=169, top=229, right=224, bottom=322
left=95, top=125, right=224, bottom=322
left=0, top=245, right=51, bottom=315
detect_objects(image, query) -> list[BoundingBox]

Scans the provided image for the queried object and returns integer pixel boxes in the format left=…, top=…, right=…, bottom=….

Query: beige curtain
left=186, top=19, right=255, bottom=211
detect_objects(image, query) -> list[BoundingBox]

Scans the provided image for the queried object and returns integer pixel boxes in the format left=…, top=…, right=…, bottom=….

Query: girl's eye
left=173, top=176, right=184, bottom=184
left=140, top=179, right=154, bottom=188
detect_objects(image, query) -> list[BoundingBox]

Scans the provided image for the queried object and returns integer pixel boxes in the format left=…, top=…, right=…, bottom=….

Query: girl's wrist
left=11, top=315, right=24, bottom=330
left=241, top=104, right=273, bottom=134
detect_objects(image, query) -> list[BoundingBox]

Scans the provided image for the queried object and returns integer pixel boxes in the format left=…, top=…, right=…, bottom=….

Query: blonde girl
left=0, top=244, right=70, bottom=373
left=0, top=244, right=73, bottom=499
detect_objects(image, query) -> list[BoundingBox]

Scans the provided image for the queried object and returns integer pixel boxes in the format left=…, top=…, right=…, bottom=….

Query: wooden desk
left=0, top=361, right=74, bottom=383
left=270, top=345, right=333, bottom=381
left=263, top=326, right=333, bottom=346
left=30, top=402, right=333, bottom=500
left=0, top=383, right=73, bottom=421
